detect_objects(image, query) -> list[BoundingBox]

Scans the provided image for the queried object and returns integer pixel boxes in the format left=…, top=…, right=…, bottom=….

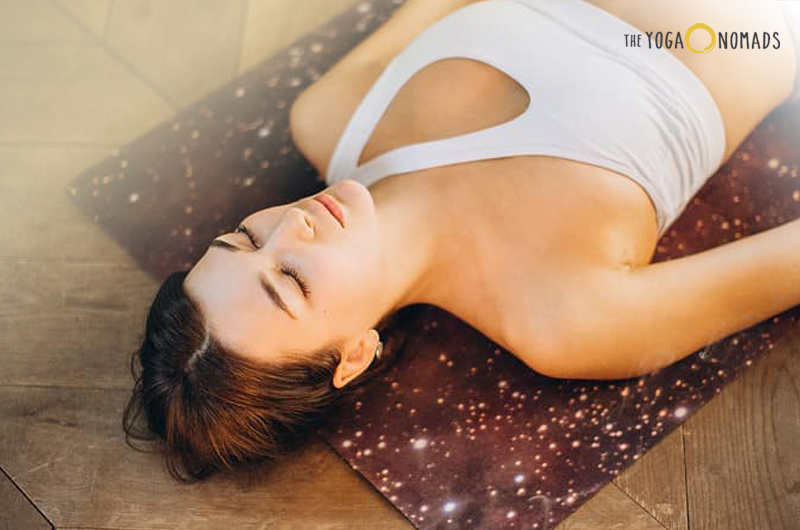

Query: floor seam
left=0, top=256, right=144, bottom=265
left=0, top=462, right=56, bottom=530
left=0, top=141, right=119, bottom=149
left=682, top=425, right=692, bottom=530
left=0, top=384, right=132, bottom=392
left=46, top=0, right=179, bottom=111
left=611, top=481, right=670, bottom=530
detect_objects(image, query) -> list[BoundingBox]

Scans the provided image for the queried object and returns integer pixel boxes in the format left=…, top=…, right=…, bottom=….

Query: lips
left=313, top=193, right=345, bottom=228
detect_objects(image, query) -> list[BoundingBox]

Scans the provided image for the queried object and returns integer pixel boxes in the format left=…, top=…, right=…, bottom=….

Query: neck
left=368, top=174, right=464, bottom=324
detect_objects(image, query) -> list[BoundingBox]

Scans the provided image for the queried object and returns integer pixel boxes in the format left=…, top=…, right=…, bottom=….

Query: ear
left=332, top=329, right=380, bottom=389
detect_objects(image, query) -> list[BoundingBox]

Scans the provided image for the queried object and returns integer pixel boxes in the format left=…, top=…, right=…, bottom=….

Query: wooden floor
left=1, top=1, right=799, bottom=528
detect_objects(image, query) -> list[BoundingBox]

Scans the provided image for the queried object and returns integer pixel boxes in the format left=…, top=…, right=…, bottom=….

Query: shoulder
left=503, top=260, right=633, bottom=380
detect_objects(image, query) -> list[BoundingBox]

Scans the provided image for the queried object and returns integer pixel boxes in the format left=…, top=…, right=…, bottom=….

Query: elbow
left=523, top=332, right=659, bottom=381
left=524, top=350, right=598, bottom=381
left=515, top=330, right=593, bottom=380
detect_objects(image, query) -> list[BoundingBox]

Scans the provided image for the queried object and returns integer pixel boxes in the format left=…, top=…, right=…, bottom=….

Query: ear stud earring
left=374, top=341, right=383, bottom=360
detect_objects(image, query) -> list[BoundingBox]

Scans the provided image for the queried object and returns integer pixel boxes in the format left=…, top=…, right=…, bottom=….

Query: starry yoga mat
left=67, top=0, right=800, bottom=528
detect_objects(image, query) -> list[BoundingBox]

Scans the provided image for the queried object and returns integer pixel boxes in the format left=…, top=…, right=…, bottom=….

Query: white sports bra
left=324, top=0, right=729, bottom=237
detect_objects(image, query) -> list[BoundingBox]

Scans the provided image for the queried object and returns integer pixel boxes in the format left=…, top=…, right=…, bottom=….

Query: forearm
left=636, top=216, right=800, bottom=339
left=556, top=217, right=800, bottom=380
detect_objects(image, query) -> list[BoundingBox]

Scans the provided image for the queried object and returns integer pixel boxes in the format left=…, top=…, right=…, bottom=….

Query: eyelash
left=235, top=224, right=258, bottom=247
left=236, top=224, right=310, bottom=298
left=280, top=264, right=310, bottom=297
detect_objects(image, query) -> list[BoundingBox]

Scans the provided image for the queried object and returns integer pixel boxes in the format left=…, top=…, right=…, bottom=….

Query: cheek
left=311, top=238, right=384, bottom=301
left=320, top=246, right=374, bottom=285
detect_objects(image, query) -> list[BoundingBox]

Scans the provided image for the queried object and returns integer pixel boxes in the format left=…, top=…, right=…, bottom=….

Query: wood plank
left=0, top=259, right=157, bottom=388
left=0, top=147, right=134, bottom=262
left=104, top=0, right=247, bottom=108
left=683, top=324, right=800, bottom=530
left=0, top=386, right=412, bottom=530
left=0, top=469, right=53, bottom=530
left=0, top=44, right=122, bottom=80
left=0, top=0, right=91, bottom=45
left=614, top=427, right=688, bottom=530
left=0, top=34, right=172, bottom=144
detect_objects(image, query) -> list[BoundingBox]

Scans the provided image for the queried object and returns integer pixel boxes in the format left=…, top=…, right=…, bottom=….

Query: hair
left=122, top=270, right=416, bottom=484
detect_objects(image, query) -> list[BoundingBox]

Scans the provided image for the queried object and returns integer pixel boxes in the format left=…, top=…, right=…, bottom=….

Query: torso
left=291, top=0, right=798, bottom=357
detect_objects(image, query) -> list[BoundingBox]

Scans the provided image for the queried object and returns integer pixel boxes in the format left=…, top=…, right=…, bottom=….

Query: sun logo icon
left=686, top=22, right=716, bottom=54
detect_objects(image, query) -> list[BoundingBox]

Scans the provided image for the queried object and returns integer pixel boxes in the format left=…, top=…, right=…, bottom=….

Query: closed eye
left=236, top=224, right=259, bottom=248
left=236, top=224, right=309, bottom=298
left=281, top=265, right=310, bottom=298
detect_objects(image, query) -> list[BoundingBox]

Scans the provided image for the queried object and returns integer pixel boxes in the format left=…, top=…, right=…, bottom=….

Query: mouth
left=312, top=193, right=345, bottom=228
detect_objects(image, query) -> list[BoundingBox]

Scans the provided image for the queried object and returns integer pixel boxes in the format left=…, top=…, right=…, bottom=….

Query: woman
left=124, top=0, right=800, bottom=482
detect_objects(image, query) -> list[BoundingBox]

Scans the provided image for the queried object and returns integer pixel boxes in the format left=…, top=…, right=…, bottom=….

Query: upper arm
left=290, top=0, right=484, bottom=170
left=289, top=61, right=386, bottom=173
left=535, top=219, right=800, bottom=380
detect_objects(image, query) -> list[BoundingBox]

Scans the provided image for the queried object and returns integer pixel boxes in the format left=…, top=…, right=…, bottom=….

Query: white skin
left=184, top=177, right=457, bottom=389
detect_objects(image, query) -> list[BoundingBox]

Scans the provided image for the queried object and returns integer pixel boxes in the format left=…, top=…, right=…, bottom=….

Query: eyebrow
left=209, top=238, right=297, bottom=320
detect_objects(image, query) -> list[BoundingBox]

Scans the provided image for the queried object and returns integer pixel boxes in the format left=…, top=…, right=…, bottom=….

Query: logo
left=624, top=22, right=782, bottom=52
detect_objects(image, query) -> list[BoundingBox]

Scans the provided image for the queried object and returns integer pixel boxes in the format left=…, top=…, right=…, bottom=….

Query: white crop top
left=324, top=0, right=730, bottom=237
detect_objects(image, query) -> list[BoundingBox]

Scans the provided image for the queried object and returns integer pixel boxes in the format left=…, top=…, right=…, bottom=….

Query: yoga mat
left=67, top=0, right=800, bottom=528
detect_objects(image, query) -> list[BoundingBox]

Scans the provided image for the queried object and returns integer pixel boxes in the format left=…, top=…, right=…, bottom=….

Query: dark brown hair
left=122, top=270, right=415, bottom=483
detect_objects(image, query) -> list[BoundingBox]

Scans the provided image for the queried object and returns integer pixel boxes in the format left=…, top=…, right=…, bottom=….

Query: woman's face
left=184, top=179, right=386, bottom=363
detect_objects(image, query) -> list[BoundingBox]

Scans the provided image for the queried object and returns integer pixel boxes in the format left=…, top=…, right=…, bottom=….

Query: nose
left=268, top=206, right=314, bottom=246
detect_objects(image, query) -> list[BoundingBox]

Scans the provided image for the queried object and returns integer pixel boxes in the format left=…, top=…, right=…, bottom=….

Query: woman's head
left=122, top=179, right=416, bottom=482
left=184, top=178, right=389, bottom=388
left=123, top=269, right=414, bottom=483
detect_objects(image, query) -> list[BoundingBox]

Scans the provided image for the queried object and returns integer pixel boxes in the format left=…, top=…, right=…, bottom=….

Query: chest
left=390, top=157, right=649, bottom=358
left=316, top=54, right=662, bottom=356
